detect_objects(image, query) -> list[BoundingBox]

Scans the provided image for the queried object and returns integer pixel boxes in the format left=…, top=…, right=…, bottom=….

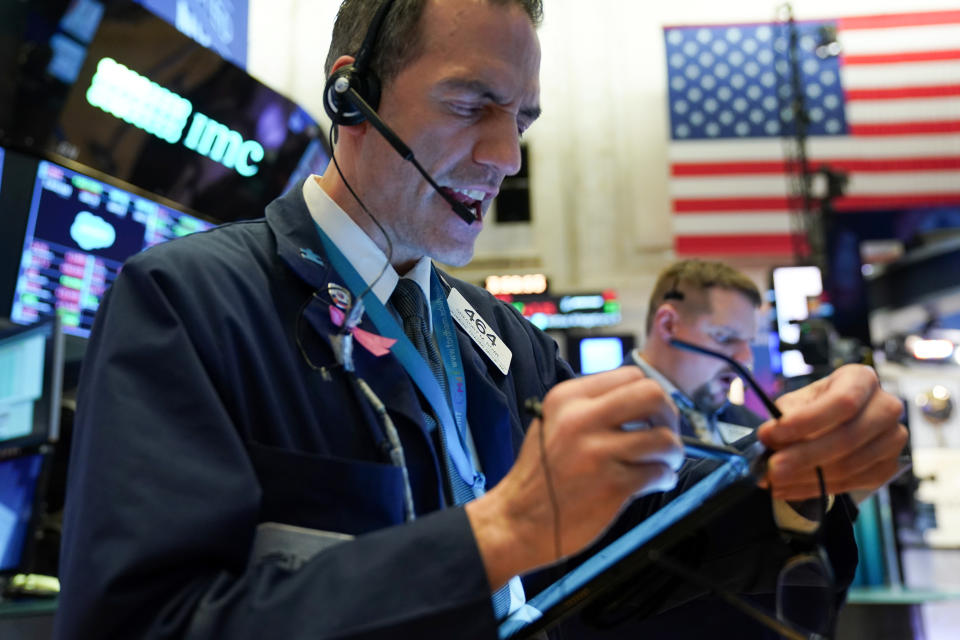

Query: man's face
left=352, top=0, right=541, bottom=270
left=670, top=288, right=758, bottom=414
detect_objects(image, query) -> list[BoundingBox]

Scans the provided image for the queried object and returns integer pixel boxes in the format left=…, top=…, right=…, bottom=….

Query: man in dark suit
left=55, top=2, right=905, bottom=639
left=597, top=259, right=861, bottom=638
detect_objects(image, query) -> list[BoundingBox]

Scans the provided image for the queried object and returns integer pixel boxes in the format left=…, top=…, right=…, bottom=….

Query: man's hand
left=465, top=367, right=683, bottom=590
left=757, top=364, right=907, bottom=501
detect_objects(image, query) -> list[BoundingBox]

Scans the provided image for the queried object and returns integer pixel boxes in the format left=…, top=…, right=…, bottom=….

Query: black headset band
left=354, top=0, right=398, bottom=75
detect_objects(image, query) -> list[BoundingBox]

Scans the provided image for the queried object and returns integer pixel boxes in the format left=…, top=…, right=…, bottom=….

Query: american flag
left=665, top=9, right=960, bottom=258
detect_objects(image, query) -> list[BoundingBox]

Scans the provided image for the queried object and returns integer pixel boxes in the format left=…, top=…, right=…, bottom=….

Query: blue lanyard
left=313, top=224, right=483, bottom=495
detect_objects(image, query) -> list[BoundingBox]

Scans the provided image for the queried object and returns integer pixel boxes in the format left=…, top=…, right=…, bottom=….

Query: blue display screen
left=136, top=0, right=249, bottom=69
left=579, top=336, right=626, bottom=375
left=0, top=454, right=44, bottom=572
left=10, top=160, right=215, bottom=337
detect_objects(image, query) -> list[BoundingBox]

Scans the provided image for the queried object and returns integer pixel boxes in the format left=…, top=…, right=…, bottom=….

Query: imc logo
left=85, top=57, right=265, bottom=177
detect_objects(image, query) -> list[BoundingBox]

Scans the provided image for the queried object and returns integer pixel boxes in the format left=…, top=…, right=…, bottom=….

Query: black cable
left=525, top=397, right=562, bottom=563
left=327, top=124, right=394, bottom=321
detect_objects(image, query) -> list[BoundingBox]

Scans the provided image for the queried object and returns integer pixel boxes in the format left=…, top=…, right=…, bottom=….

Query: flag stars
left=664, top=22, right=847, bottom=141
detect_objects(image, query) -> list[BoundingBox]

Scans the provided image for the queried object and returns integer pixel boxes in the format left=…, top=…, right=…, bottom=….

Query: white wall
left=245, top=0, right=960, bottom=341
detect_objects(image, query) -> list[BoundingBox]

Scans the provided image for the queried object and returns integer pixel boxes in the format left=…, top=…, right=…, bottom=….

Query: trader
left=584, top=258, right=867, bottom=639
left=55, top=2, right=906, bottom=639
left=634, top=259, right=767, bottom=445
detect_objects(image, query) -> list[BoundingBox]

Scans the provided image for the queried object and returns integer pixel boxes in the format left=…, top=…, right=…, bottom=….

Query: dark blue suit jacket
left=55, top=183, right=574, bottom=639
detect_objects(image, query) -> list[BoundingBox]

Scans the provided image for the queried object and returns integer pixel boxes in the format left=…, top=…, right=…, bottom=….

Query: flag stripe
left=847, top=97, right=960, bottom=122
left=670, top=135, right=960, bottom=161
left=672, top=156, right=960, bottom=176
left=672, top=171, right=960, bottom=198
left=676, top=234, right=807, bottom=256
left=675, top=192, right=960, bottom=214
left=849, top=121, right=960, bottom=135
left=844, top=49, right=960, bottom=66
left=833, top=193, right=960, bottom=210
left=673, top=212, right=794, bottom=234
left=841, top=60, right=960, bottom=89
left=840, top=24, right=960, bottom=55
left=838, top=10, right=960, bottom=30
left=674, top=197, right=793, bottom=213
left=846, top=85, right=960, bottom=100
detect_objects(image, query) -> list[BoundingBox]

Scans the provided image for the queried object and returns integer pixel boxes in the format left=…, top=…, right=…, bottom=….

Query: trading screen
left=10, top=160, right=215, bottom=337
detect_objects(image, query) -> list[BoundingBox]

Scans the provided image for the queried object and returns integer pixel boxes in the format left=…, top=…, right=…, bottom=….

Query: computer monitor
left=771, top=266, right=823, bottom=378
left=0, top=317, right=64, bottom=452
left=3, top=1, right=325, bottom=225
left=8, top=156, right=216, bottom=338
left=0, top=452, right=49, bottom=574
left=567, top=334, right=636, bottom=375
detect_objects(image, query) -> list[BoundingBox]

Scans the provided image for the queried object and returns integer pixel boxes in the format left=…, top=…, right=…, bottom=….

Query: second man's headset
left=322, top=0, right=477, bottom=225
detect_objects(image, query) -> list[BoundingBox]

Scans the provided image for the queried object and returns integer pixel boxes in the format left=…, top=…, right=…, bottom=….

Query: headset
left=322, top=0, right=477, bottom=225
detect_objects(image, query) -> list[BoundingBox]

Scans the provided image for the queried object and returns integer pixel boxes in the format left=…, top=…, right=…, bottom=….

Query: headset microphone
left=323, top=0, right=477, bottom=226
left=328, top=78, right=477, bottom=225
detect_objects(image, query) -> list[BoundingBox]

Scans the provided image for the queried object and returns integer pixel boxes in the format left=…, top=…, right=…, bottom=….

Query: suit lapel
left=456, top=321, right=517, bottom=489
left=267, top=183, right=432, bottom=447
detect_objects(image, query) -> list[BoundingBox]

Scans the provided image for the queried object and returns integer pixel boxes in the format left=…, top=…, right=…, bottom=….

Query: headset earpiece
left=323, top=0, right=394, bottom=127
left=323, top=65, right=382, bottom=127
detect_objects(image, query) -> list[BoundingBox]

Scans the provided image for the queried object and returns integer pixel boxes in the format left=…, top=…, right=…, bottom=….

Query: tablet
left=499, top=442, right=766, bottom=639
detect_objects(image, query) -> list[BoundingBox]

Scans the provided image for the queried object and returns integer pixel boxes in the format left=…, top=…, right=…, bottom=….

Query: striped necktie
left=671, top=391, right=719, bottom=444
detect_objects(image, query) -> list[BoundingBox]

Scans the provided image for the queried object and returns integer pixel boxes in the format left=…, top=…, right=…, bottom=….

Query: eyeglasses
left=647, top=338, right=838, bottom=640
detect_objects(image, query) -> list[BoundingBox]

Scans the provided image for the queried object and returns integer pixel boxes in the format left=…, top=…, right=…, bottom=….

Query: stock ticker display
left=11, top=160, right=214, bottom=337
